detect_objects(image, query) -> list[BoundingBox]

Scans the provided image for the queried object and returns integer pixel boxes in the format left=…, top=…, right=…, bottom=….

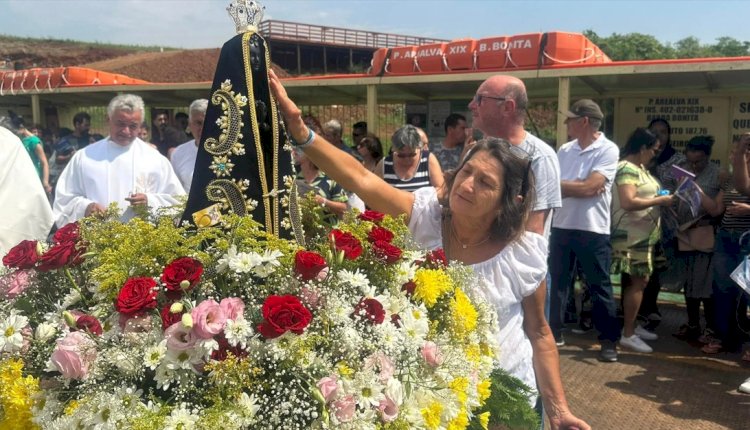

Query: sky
left=1, top=0, right=749, bottom=50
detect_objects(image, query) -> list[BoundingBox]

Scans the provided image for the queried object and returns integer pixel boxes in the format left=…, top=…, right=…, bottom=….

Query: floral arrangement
left=0, top=207, right=536, bottom=429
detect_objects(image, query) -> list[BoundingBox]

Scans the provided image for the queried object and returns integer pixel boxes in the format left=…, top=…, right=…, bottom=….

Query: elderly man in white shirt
left=53, top=94, right=185, bottom=226
left=170, top=99, right=208, bottom=194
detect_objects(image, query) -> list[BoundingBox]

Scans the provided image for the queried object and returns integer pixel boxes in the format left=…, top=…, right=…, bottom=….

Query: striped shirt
left=720, top=183, right=750, bottom=232
left=383, top=148, right=432, bottom=192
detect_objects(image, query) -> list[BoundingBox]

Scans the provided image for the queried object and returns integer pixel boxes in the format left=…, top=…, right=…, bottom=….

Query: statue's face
left=250, top=40, right=262, bottom=72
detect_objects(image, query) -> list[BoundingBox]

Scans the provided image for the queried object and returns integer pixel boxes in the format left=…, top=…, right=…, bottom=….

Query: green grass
left=0, top=34, right=177, bottom=52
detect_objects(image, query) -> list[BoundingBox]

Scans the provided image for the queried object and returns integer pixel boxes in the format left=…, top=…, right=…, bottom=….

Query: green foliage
left=0, top=34, right=174, bottom=52
left=468, top=368, right=540, bottom=430
left=583, top=30, right=750, bottom=61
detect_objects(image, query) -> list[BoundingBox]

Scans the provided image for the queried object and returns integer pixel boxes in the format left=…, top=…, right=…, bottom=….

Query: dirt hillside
left=0, top=36, right=290, bottom=83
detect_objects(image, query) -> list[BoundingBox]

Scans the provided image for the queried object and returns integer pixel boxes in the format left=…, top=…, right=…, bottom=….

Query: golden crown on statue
left=227, top=0, right=265, bottom=34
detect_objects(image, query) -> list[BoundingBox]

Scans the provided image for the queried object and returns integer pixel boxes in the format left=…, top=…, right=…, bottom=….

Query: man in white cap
left=549, top=98, right=621, bottom=362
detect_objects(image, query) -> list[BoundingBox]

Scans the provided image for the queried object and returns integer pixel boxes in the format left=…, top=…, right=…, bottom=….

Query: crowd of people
left=2, top=70, right=750, bottom=428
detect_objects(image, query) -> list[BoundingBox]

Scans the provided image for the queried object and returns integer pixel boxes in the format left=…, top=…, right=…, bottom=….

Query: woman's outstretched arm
left=269, top=70, right=415, bottom=219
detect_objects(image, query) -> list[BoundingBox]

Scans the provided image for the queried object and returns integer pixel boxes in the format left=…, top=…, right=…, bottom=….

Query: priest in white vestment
left=53, top=94, right=185, bottom=227
left=170, top=98, right=207, bottom=194
left=0, top=125, right=54, bottom=255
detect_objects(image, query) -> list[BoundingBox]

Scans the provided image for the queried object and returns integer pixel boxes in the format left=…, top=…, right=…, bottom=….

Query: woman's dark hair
left=647, top=118, right=671, bottom=141
left=442, top=138, right=535, bottom=245
left=686, top=135, right=714, bottom=156
left=358, top=133, right=383, bottom=161
left=620, top=128, right=658, bottom=159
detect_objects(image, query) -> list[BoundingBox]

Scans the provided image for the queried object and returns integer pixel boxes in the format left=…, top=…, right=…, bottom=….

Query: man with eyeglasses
left=469, top=75, right=562, bottom=238
left=53, top=94, right=185, bottom=227
left=549, top=99, right=621, bottom=363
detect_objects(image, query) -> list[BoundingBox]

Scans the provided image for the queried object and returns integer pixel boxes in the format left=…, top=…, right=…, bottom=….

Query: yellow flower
left=450, top=288, right=478, bottom=337
left=477, top=378, right=492, bottom=403
left=446, top=408, right=469, bottom=430
left=413, top=269, right=453, bottom=308
left=449, top=377, right=469, bottom=405
left=479, top=411, right=491, bottom=430
left=337, top=361, right=354, bottom=377
left=0, top=359, right=40, bottom=430
left=421, top=401, right=443, bottom=430
left=465, top=344, right=481, bottom=364
left=64, top=399, right=80, bottom=416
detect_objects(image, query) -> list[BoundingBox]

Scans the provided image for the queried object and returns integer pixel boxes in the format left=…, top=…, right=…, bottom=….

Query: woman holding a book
left=665, top=135, right=725, bottom=342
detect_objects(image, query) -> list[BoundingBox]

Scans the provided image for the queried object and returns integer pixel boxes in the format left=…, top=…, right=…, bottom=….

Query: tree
left=583, top=30, right=750, bottom=60
left=583, top=30, right=672, bottom=61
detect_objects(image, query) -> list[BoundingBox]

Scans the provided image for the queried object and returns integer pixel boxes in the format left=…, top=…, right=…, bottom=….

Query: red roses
left=2, top=240, right=39, bottom=269
left=257, top=295, right=312, bottom=339
left=358, top=210, right=385, bottom=223
left=367, top=226, right=394, bottom=244
left=75, top=315, right=103, bottom=336
left=330, top=230, right=362, bottom=260
left=161, top=257, right=203, bottom=293
left=37, top=222, right=85, bottom=272
left=352, top=298, right=385, bottom=325
left=115, top=277, right=158, bottom=317
left=294, top=251, right=328, bottom=281
left=372, top=240, right=402, bottom=264
left=53, top=222, right=81, bottom=244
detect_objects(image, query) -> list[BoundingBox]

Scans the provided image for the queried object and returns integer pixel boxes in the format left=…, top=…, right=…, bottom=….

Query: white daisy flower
left=164, top=404, right=200, bottom=430
left=0, top=310, right=28, bottom=352
left=143, top=341, right=167, bottom=370
left=34, top=322, right=57, bottom=342
left=336, top=269, right=370, bottom=291
left=224, top=317, right=253, bottom=349
left=229, top=251, right=263, bottom=274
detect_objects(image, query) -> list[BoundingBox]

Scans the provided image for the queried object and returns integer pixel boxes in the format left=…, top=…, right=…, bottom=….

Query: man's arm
left=52, top=154, right=95, bottom=227
left=560, top=172, right=607, bottom=198
left=526, top=209, right=549, bottom=235
left=733, top=135, right=750, bottom=196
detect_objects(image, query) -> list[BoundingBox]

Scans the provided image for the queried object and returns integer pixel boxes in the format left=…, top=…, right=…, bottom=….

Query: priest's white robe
left=53, top=137, right=185, bottom=227
left=0, top=126, right=54, bottom=255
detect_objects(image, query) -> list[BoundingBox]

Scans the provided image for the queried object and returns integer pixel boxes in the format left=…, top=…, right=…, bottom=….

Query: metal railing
left=259, top=20, right=447, bottom=48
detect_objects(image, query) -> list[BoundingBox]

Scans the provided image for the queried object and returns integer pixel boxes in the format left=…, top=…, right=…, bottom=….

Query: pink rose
left=300, top=286, right=323, bottom=309
left=378, top=397, right=399, bottom=422
left=364, top=351, right=395, bottom=383
left=316, top=266, right=330, bottom=282
left=219, top=297, right=245, bottom=321
left=49, top=331, right=96, bottom=380
left=191, top=300, right=227, bottom=339
left=0, top=269, right=34, bottom=300
left=332, top=395, right=356, bottom=423
left=421, top=341, right=443, bottom=367
left=164, top=322, right=197, bottom=352
left=317, top=375, right=339, bottom=403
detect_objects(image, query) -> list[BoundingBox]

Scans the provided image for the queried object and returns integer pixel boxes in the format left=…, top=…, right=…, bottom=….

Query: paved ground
left=554, top=301, right=750, bottom=430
